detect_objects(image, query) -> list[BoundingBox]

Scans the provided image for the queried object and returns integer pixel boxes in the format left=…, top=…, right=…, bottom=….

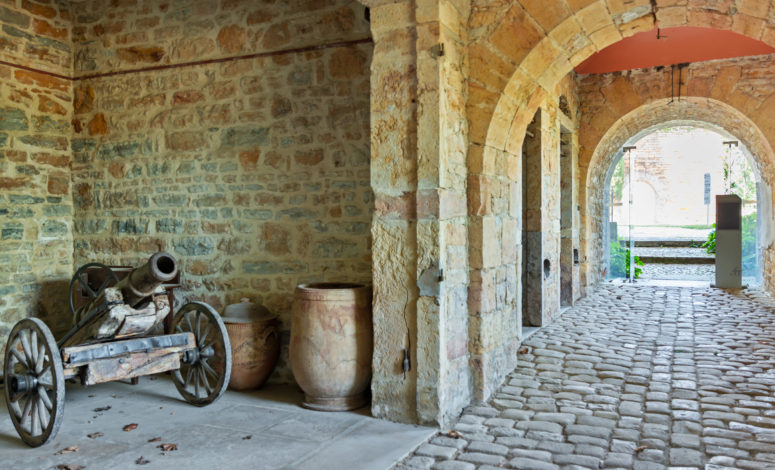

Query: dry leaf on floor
left=242, top=435, right=252, bottom=440
left=147, top=437, right=162, bottom=443
left=446, top=430, right=463, bottom=439
left=55, top=465, right=84, bottom=470
left=87, top=432, right=103, bottom=439
left=157, top=443, right=178, bottom=452
left=54, top=446, right=79, bottom=455
left=93, top=406, right=111, bottom=412
left=135, top=456, right=150, bottom=465
left=635, top=445, right=648, bottom=452
left=123, top=423, right=138, bottom=431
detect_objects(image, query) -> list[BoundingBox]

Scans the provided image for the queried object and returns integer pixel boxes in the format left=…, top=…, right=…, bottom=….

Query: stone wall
left=468, top=70, right=580, bottom=404
left=0, top=1, right=73, bottom=345
left=67, top=0, right=373, bottom=384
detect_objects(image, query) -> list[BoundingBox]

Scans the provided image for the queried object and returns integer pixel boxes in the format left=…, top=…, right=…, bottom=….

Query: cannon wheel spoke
left=68, top=263, right=119, bottom=323
left=171, top=302, right=231, bottom=406
left=3, top=318, right=65, bottom=447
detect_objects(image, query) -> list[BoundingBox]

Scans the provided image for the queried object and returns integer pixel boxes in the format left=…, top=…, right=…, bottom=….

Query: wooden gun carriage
left=3, top=252, right=232, bottom=447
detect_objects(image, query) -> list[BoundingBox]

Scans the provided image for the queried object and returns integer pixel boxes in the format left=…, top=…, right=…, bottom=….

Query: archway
left=467, top=4, right=775, bottom=409
left=584, top=99, right=775, bottom=291
left=363, top=0, right=775, bottom=426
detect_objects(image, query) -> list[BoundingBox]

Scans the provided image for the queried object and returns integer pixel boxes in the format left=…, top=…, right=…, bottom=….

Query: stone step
left=637, top=256, right=715, bottom=265
left=632, top=240, right=706, bottom=247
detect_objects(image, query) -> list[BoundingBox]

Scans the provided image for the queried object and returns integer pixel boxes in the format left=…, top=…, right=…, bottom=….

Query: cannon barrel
left=116, top=252, right=178, bottom=307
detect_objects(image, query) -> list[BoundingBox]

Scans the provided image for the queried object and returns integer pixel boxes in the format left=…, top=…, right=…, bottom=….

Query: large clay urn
left=223, top=299, right=280, bottom=390
left=290, top=283, right=372, bottom=411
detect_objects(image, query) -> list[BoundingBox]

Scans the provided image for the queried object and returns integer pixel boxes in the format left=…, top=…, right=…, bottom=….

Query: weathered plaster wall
left=577, top=55, right=775, bottom=292
left=67, top=0, right=373, bottom=384
left=0, top=1, right=73, bottom=347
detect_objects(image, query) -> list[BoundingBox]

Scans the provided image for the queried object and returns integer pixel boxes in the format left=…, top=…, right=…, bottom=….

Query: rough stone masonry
left=5, top=0, right=775, bottom=430
left=0, top=0, right=373, bottom=388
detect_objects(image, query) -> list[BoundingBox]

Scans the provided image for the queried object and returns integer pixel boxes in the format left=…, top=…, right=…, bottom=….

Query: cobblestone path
left=395, top=284, right=775, bottom=470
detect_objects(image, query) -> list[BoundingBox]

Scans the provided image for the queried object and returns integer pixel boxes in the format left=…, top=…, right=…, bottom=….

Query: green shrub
left=609, top=241, right=644, bottom=279
left=701, top=224, right=716, bottom=254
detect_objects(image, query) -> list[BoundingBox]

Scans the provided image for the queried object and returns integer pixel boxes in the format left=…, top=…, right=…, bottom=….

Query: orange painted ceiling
left=575, top=26, right=775, bottom=75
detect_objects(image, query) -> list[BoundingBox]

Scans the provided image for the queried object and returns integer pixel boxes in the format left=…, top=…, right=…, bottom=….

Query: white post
left=625, top=146, right=636, bottom=282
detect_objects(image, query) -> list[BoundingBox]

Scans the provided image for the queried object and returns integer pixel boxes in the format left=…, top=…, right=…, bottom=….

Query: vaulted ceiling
left=575, top=27, right=775, bottom=75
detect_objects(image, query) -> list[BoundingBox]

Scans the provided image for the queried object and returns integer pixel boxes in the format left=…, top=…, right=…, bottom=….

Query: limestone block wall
left=531, top=81, right=580, bottom=327
left=0, top=1, right=73, bottom=347
left=468, top=70, right=580, bottom=403
left=577, top=55, right=775, bottom=293
left=67, top=0, right=373, bottom=384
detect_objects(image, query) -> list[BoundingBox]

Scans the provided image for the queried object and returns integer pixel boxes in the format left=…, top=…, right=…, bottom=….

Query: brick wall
left=0, top=1, right=73, bottom=343
left=68, top=0, right=373, bottom=384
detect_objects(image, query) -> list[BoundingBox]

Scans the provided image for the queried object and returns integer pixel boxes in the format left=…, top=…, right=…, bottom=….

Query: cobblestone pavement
left=394, top=284, right=775, bottom=470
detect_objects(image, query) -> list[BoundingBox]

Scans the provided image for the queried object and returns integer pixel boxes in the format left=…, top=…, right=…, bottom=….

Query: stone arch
left=470, top=0, right=775, bottom=155
left=362, top=0, right=775, bottom=426
left=582, top=98, right=775, bottom=289
left=466, top=4, right=775, bottom=389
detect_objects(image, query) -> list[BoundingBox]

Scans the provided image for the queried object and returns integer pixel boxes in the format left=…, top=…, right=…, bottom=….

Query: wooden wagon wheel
left=172, top=302, right=231, bottom=406
left=68, top=263, right=119, bottom=323
left=3, top=318, right=65, bottom=447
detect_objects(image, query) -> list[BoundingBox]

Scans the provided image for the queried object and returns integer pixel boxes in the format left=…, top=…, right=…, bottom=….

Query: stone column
left=368, top=0, right=420, bottom=425
left=415, top=0, right=470, bottom=426
left=366, top=0, right=470, bottom=428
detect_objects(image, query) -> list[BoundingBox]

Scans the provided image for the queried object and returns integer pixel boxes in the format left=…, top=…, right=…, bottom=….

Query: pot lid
left=222, top=298, right=275, bottom=323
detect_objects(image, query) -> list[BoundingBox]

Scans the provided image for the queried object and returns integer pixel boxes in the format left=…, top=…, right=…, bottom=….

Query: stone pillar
left=415, top=0, right=471, bottom=426
left=368, top=0, right=420, bottom=425
left=367, top=0, right=470, bottom=428
left=540, top=109, right=561, bottom=325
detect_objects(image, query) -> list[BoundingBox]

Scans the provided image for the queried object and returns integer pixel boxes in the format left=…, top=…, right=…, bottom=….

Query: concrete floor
left=0, top=377, right=433, bottom=469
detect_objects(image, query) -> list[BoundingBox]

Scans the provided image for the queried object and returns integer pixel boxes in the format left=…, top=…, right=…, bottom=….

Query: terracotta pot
left=290, top=283, right=372, bottom=411
left=223, top=299, right=280, bottom=391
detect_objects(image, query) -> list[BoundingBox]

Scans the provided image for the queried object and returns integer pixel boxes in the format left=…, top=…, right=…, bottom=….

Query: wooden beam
left=62, top=333, right=194, bottom=367
left=83, top=350, right=181, bottom=386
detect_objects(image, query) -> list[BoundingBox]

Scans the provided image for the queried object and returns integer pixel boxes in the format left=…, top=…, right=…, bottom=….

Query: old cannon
left=3, top=252, right=231, bottom=446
